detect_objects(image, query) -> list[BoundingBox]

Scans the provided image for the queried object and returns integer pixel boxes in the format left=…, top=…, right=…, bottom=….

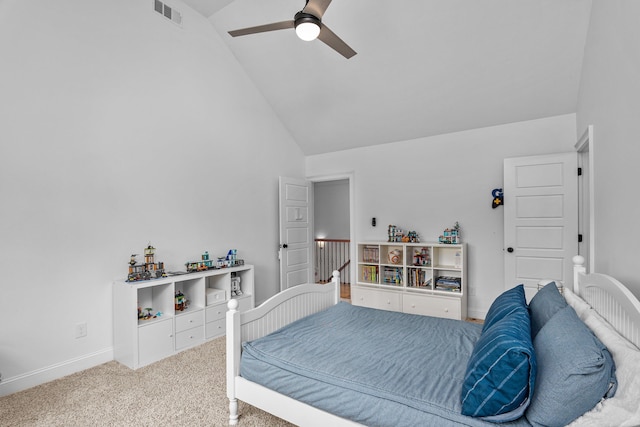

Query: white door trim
left=575, top=125, right=595, bottom=273
left=307, top=172, right=356, bottom=287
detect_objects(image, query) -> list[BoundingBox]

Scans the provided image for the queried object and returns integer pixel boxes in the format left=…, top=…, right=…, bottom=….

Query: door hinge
left=578, top=234, right=583, bottom=243
left=578, top=167, right=582, bottom=176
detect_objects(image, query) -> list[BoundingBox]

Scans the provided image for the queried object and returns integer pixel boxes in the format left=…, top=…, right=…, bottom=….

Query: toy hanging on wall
left=492, top=188, right=504, bottom=209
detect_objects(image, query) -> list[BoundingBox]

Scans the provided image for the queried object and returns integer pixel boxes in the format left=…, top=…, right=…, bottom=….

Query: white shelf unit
left=354, top=242, right=466, bottom=320
left=113, top=264, right=254, bottom=369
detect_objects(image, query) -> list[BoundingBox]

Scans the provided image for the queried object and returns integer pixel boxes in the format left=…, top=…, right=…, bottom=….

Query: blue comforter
left=240, top=302, right=532, bottom=427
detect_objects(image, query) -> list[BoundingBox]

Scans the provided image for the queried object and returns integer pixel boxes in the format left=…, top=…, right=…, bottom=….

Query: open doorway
left=312, top=177, right=352, bottom=300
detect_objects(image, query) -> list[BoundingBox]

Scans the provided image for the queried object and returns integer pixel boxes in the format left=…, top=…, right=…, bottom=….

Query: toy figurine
left=175, top=291, right=186, bottom=311
left=231, top=274, right=242, bottom=296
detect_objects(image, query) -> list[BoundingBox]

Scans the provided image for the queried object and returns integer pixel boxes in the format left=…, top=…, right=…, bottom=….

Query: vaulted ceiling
left=184, top=0, right=592, bottom=155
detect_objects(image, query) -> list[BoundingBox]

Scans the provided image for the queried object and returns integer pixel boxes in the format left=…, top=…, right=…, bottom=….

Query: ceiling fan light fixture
left=294, top=13, right=321, bottom=41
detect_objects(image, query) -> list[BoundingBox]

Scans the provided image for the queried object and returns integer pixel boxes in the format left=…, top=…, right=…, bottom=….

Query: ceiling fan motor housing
left=294, top=11, right=321, bottom=28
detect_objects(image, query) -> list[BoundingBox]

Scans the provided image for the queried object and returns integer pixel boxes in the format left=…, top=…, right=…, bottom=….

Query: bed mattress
left=240, top=302, right=531, bottom=427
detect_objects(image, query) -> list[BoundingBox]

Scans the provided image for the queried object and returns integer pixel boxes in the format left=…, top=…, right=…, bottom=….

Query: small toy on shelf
left=127, top=244, right=166, bottom=282
left=175, top=290, right=188, bottom=311
left=388, top=225, right=404, bottom=242
left=388, top=225, right=420, bottom=243
left=413, top=247, right=431, bottom=266
left=138, top=307, right=160, bottom=320
left=185, top=249, right=245, bottom=272
left=230, top=272, right=243, bottom=297
left=439, top=222, right=461, bottom=244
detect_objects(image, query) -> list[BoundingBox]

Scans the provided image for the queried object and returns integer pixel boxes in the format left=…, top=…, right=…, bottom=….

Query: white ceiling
left=184, top=0, right=592, bottom=155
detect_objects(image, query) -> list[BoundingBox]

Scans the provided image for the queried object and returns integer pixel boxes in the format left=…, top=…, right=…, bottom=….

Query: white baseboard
left=467, top=308, right=487, bottom=321
left=0, top=347, right=114, bottom=397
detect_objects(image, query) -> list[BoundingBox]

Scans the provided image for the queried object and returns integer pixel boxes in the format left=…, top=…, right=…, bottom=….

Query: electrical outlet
left=75, top=322, right=87, bottom=339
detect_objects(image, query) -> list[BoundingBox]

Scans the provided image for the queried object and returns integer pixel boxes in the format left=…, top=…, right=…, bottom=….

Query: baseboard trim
left=467, top=308, right=487, bottom=321
left=0, top=347, right=114, bottom=397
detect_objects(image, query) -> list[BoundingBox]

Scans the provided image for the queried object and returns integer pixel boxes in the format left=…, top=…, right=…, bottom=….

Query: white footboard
left=573, top=255, right=640, bottom=348
left=226, top=271, right=342, bottom=425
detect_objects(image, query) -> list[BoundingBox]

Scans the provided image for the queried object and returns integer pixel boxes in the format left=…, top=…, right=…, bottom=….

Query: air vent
left=154, top=0, right=182, bottom=26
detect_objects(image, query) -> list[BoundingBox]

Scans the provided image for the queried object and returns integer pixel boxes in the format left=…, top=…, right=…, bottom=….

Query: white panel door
left=279, top=177, right=313, bottom=291
left=504, top=153, right=578, bottom=300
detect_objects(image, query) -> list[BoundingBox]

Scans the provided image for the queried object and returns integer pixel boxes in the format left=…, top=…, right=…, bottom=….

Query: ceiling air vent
left=154, top=0, right=182, bottom=26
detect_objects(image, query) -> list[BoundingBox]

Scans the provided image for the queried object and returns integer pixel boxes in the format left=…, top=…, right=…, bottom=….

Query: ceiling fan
left=228, top=0, right=356, bottom=59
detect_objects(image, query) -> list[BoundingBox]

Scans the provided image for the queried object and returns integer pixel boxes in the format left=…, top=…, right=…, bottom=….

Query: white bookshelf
left=354, top=242, right=466, bottom=320
left=113, top=265, right=254, bottom=369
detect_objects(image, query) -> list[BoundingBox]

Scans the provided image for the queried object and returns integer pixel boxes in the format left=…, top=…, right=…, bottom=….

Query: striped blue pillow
left=461, top=286, right=537, bottom=421
left=482, top=284, right=526, bottom=333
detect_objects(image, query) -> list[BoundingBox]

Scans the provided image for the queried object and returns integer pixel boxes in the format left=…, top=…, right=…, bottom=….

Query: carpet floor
left=0, top=337, right=294, bottom=427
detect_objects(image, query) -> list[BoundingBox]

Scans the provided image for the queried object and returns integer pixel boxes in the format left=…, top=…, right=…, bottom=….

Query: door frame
left=575, top=125, right=595, bottom=273
left=307, top=172, right=356, bottom=287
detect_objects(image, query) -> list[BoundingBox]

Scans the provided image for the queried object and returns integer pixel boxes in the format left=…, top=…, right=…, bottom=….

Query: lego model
left=185, top=249, right=245, bottom=273
left=127, top=244, right=166, bottom=282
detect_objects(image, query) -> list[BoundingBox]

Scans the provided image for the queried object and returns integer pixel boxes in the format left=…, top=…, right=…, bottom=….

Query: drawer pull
left=444, top=308, right=449, bottom=312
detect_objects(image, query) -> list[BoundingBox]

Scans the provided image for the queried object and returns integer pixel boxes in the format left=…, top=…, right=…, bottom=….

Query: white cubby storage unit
left=113, top=265, right=254, bottom=369
left=354, top=242, right=466, bottom=320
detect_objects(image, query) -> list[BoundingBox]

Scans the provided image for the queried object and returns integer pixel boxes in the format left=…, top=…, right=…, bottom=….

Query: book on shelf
left=407, top=268, right=432, bottom=288
left=435, top=276, right=461, bottom=292
left=361, top=265, right=378, bottom=283
left=382, top=266, right=403, bottom=286
left=363, top=245, right=380, bottom=263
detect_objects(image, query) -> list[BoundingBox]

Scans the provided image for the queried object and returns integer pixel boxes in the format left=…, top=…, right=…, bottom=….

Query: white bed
left=226, top=256, right=640, bottom=426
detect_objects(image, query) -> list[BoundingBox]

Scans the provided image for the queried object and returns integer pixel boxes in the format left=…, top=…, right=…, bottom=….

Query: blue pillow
left=526, top=305, right=617, bottom=427
left=482, top=284, right=526, bottom=333
left=461, top=296, right=536, bottom=421
left=528, top=282, right=567, bottom=339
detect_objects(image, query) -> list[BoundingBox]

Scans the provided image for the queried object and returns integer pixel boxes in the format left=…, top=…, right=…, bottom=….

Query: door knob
left=282, top=244, right=288, bottom=248
left=507, top=247, right=514, bottom=253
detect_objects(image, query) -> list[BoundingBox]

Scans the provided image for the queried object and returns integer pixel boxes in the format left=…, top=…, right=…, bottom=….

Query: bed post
left=226, top=299, right=241, bottom=425
left=332, top=270, right=340, bottom=304
left=573, top=255, right=586, bottom=295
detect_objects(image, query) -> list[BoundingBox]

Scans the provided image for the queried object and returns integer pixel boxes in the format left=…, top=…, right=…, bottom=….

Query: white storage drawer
left=175, top=310, right=204, bottom=333
left=206, top=318, right=226, bottom=339
left=175, top=325, right=204, bottom=350
left=402, top=293, right=461, bottom=320
left=352, top=287, right=401, bottom=312
left=205, top=303, right=226, bottom=323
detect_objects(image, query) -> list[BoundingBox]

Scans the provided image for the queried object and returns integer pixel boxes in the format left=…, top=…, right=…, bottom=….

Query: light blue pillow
left=526, top=305, right=617, bottom=427
left=461, top=292, right=536, bottom=421
left=482, top=285, right=526, bottom=333
left=528, top=282, right=567, bottom=339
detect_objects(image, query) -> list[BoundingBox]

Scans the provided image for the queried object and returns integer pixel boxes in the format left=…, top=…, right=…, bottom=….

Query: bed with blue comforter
left=241, top=301, right=533, bottom=426
left=229, top=259, right=640, bottom=427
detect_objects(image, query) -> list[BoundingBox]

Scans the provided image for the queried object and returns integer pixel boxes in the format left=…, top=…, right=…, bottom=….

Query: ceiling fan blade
left=228, top=20, right=294, bottom=37
left=303, top=0, right=333, bottom=19
left=317, top=24, right=356, bottom=59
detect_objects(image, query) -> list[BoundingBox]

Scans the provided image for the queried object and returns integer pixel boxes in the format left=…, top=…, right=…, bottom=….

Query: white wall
left=576, top=0, right=640, bottom=297
left=307, top=114, right=577, bottom=318
left=0, top=0, right=304, bottom=395
left=314, top=180, right=350, bottom=239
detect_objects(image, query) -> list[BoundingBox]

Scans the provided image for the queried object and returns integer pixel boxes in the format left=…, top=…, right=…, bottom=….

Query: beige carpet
left=0, top=337, right=294, bottom=427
